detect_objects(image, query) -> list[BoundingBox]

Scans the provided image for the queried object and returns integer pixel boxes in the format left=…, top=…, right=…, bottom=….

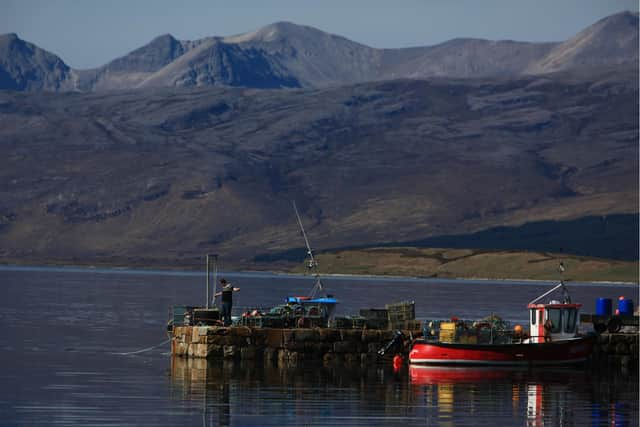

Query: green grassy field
left=289, top=247, right=639, bottom=283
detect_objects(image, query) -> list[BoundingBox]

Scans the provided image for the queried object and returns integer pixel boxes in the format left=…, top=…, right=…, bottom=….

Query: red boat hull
left=409, top=336, right=594, bottom=366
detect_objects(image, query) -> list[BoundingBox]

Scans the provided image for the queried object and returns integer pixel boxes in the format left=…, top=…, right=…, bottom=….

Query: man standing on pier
left=215, top=278, right=240, bottom=326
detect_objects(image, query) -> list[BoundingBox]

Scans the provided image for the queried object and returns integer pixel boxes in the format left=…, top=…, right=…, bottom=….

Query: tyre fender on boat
left=544, top=319, right=553, bottom=341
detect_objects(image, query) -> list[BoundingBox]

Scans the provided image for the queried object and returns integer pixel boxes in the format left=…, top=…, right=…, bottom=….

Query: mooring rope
left=113, top=338, right=171, bottom=356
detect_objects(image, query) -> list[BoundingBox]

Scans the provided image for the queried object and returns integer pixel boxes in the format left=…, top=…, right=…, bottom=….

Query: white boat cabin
left=527, top=302, right=582, bottom=343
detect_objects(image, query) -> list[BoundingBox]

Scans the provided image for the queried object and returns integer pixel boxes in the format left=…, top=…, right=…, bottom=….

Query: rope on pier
left=113, top=338, right=171, bottom=356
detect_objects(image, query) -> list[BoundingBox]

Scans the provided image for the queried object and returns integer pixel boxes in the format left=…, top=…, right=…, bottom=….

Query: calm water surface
left=0, top=266, right=637, bottom=426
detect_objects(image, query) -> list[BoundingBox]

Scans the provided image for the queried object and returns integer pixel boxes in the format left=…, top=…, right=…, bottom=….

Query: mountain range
left=0, top=12, right=637, bottom=268
left=0, top=11, right=637, bottom=92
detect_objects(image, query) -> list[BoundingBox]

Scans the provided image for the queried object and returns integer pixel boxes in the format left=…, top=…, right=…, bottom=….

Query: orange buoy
left=393, top=354, right=404, bottom=372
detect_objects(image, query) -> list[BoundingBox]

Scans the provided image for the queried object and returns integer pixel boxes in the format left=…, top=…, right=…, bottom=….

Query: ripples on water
left=0, top=267, right=637, bottom=426
left=167, top=358, right=637, bottom=427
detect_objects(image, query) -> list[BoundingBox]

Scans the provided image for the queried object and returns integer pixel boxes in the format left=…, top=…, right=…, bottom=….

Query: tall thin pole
left=212, top=254, right=218, bottom=307
left=292, top=201, right=317, bottom=271
left=528, top=282, right=564, bottom=305
left=206, top=254, right=210, bottom=309
left=292, top=201, right=324, bottom=298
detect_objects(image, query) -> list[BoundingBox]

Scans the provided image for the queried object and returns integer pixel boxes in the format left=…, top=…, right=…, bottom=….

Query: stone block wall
left=172, top=326, right=401, bottom=363
left=591, top=332, right=639, bottom=369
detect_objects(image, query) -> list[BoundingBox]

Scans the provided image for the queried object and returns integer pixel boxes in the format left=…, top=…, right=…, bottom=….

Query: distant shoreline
left=1, top=259, right=637, bottom=286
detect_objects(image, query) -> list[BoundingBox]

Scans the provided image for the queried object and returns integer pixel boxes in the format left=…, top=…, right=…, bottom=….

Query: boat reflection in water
left=169, top=357, right=637, bottom=427
left=409, top=365, right=636, bottom=427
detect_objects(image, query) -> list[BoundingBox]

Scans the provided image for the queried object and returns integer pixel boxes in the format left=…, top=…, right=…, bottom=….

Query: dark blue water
left=0, top=266, right=637, bottom=426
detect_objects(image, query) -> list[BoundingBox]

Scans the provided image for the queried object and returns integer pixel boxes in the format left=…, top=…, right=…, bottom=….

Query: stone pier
left=591, top=332, right=639, bottom=369
left=171, top=325, right=404, bottom=363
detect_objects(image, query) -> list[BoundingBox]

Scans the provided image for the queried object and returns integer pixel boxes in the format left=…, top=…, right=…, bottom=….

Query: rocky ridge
left=0, top=12, right=637, bottom=92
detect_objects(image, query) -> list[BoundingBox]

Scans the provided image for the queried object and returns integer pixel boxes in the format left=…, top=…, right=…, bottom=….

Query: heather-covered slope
left=0, top=71, right=637, bottom=266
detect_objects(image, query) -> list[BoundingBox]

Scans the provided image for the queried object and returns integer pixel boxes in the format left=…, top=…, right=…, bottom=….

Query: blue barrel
left=595, top=298, right=612, bottom=316
left=618, top=299, right=634, bottom=316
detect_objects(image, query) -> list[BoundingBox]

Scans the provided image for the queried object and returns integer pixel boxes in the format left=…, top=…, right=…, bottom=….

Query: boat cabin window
left=530, top=309, right=536, bottom=325
left=547, top=308, right=562, bottom=333
left=563, top=308, right=577, bottom=333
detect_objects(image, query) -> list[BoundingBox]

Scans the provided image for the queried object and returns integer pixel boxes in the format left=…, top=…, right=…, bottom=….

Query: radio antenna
left=292, top=201, right=323, bottom=298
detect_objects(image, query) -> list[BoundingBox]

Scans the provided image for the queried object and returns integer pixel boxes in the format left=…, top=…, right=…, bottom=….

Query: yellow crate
left=439, top=330, right=456, bottom=343
left=440, top=322, right=456, bottom=331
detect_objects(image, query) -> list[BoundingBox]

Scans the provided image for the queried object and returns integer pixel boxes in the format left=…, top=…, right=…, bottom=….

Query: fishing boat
left=239, top=201, right=338, bottom=328
left=409, top=281, right=595, bottom=366
left=285, top=202, right=337, bottom=318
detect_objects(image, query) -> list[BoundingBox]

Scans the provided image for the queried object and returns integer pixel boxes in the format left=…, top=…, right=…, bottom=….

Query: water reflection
left=2, top=269, right=637, bottom=426
left=169, top=357, right=416, bottom=426
left=169, top=357, right=637, bottom=427
left=409, top=365, right=637, bottom=427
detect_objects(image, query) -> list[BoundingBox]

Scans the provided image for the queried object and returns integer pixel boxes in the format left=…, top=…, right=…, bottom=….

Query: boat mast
left=292, top=201, right=323, bottom=298
left=529, top=263, right=571, bottom=305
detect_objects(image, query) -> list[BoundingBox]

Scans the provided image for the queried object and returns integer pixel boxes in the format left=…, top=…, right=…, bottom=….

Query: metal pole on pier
left=212, top=254, right=218, bottom=307
left=206, top=254, right=210, bottom=309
